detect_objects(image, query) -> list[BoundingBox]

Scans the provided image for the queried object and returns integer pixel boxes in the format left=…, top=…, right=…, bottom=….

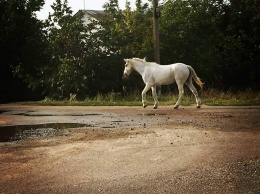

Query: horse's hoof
left=174, top=106, right=179, bottom=109
left=143, top=105, right=147, bottom=108
left=197, top=105, right=201, bottom=108
left=153, top=106, right=158, bottom=109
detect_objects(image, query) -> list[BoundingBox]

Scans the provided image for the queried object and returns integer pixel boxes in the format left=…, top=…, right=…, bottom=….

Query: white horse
left=123, top=58, right=203, bottom=109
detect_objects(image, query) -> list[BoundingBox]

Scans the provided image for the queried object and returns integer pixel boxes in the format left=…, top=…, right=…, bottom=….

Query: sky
left=36, top=0, right=150, bottom=20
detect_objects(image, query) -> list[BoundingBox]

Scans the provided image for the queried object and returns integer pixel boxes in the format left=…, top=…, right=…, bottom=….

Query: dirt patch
left=0, top=105, right=260, bottom=193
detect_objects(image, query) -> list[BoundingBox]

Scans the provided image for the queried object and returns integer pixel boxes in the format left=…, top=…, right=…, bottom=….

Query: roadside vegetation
left=1, top=0, right=259, bottom=103
left=23, top=89, right=260, bottom=106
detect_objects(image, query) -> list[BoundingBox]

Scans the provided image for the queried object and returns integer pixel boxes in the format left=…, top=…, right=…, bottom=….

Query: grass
left=201, top=88, right=260, bottom=106
left=22, top=88, right=260, bottom=106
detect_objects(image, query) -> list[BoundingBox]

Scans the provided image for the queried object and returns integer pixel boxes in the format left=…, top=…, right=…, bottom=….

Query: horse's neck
left=132, top=61, right=146, bottom=75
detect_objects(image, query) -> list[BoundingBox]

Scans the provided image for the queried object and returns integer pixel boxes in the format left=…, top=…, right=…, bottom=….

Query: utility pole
left=153, top=0, right=161, bottom=94
left=153, top=0, right=160, bottom=64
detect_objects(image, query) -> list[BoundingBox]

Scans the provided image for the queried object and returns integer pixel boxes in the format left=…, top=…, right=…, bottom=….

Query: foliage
left=30, top=0, right=154, bottom=100
left=0, top=0, right=47, bottom=102
left=159, top=0, right=259, bottom=90
left=216, top=0, right=260, bottom=89
left=97, top=0, right=154, bottom=93
left=1, top=0, right=259, bottom=102
left=40, top=0, right=89, bottom=99
left=160, top=0, right=221, bottom=87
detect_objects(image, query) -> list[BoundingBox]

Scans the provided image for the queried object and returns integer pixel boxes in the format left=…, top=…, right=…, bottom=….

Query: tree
left=97, top=0, right=154, bottom=93
left=159, top=0, right=259, bottom=90
left=40, top=0, right=125, bottom=99
left=0, top=0, right=47, bottom=102
left=160, top=0, right=221, bottom=89
left=41, top=0, right=89, bottom=99
left=216, top=0, right=260, bottom=89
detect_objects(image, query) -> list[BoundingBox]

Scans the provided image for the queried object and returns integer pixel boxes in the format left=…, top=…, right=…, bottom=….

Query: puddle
left=68, top=114, right=102, bottom=116
left=0, top=110, right=9, bottom=114
left=15, top=113, right=101, bottom=117
left=16, top=113, right=54, bottom=116
left=0, top=123, right=89, bottom=142
left=0, top=110, right=102, bottom=117
left=25, top=113, right=103, bottom=117
left=12, top=111, right=34, bottom=115
left=101, top=126, right=115, bottom=129
left=138, top=113, right=167, bottom=116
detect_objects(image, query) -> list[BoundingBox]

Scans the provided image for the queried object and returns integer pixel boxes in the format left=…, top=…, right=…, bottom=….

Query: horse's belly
left=161, top=80, right=175, bottom=85
left=157, top=77, right=175, bottom=85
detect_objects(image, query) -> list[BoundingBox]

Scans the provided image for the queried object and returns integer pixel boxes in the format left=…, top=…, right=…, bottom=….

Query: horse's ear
left=143, top=57, right=147, bottom=61
left=124, top=59, right=129, bottom=62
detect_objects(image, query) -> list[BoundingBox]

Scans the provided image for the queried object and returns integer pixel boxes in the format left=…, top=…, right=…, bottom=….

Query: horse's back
left=159, top=63, right=189, bottom=75
left=160, top=63, right=190, bottom=84
left=146, top=63, right=187, bottom=85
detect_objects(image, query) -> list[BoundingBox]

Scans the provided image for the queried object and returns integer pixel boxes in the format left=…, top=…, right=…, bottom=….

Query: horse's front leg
left=141, top=85, right=151, bottom=108
left=151, top=86, right=159, bottom=109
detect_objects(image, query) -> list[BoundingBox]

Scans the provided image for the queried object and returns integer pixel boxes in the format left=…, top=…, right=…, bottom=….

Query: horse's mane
left=131, top=58, right=159, bottom=67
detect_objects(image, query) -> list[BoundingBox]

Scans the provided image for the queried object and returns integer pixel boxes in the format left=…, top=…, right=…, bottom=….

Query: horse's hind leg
left=185, top=80, right=201, bottom=108
left=151, top=86, right=159, bottom=109
left=174, top=83, right=184, bottom=109
left=141, top=84, right=151, bottom=108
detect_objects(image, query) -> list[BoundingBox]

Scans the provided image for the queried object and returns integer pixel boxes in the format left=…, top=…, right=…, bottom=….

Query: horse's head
left=123, top=59, right=134, bottom=78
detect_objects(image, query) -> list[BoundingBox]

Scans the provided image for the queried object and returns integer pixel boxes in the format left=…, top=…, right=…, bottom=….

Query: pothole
left=0, top=123, right=90, bottom=142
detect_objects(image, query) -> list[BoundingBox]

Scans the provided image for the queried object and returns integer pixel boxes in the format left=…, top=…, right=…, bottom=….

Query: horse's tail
left=187, top=65, right=204, bottom=90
